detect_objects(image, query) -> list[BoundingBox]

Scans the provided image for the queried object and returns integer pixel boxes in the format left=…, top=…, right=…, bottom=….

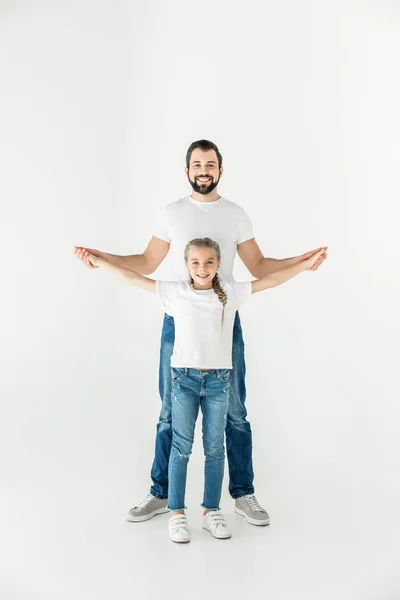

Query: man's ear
left=185, top=166, right=189, bottom=175
left=219, top=167, right=224, bottom=177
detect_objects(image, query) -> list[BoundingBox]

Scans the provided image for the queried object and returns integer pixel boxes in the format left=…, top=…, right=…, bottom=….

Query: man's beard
left=188, top=174, right=219, bottom=195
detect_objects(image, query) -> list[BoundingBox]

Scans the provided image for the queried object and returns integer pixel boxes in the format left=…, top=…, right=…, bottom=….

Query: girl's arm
left=251, top=248, right=325, bottom=294
left=86, top=252, right=156, bottom=293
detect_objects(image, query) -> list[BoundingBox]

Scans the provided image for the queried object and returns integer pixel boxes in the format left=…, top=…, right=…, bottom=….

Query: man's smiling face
left=186, top=148, right=223, bottom=195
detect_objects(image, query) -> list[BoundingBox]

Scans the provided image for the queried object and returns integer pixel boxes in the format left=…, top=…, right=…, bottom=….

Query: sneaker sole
left=234, top=506, right=270, bottom=526
left=170, top=536, right=191, bottom=544
left=203, top=525, right=231, bottom=539
left=126, top=507, right=168, bottom=522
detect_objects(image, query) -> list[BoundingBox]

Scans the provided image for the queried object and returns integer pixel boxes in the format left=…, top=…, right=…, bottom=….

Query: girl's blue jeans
left=150, top=311, right=255, bottom=500
left=167, top=368, right=230, bottom=511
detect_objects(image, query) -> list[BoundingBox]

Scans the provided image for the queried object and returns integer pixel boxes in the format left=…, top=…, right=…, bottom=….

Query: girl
left=81, top=238, right=324, bottom=543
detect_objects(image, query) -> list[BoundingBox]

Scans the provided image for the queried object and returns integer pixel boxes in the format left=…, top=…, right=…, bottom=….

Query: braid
left=212, top=272, right=228, bottom=328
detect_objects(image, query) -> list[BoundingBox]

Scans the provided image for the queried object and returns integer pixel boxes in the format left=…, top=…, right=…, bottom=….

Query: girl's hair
left=184, top=237, right=228, bottom=328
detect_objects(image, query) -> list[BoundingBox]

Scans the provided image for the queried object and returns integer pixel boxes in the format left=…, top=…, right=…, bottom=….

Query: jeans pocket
left=171, top=367, right=185, bottom=382
left=216, top=369, right=231, bottom=383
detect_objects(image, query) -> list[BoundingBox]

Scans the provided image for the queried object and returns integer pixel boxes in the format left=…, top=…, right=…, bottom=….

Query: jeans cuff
left=231, top=488, right=254, bottom=500
left=149, top=490, right=168, bottom=500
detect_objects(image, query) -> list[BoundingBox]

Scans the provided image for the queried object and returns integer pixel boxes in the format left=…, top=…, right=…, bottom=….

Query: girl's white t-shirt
left=153, top=196, right=254, bottom=285
left=156, top=279, right=252, bottom=369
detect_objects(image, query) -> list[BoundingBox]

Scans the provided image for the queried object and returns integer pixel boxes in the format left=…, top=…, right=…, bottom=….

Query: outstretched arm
left=238, top=239, right=328, bottom=277
left=85, top=252, right=156, bottom=293
left=251, top=249, right=325, bottom=294
left=73, top=236, right=170, bottom=274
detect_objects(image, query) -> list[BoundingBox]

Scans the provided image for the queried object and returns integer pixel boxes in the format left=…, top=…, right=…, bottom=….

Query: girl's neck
left=191, top=281, right=213, bottom=291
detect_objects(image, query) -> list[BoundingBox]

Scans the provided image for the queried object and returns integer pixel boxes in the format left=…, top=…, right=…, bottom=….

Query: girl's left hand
left=300, top=246, right=328, bottom=271
left=302, top=248, right=326, bottom=271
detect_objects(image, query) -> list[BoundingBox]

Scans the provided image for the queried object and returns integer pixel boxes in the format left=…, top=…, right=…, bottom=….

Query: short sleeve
left=237, top=208, right=254, bottom=245
left=229, top=281, right=252, bottom=309
left=156, top=280, right=179, bottom=315
left=153, top=205, right=170, bottom=243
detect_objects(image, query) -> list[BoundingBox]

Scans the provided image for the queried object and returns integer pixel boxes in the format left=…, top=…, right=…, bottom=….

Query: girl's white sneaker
left=203, top=511, right=232, bottom=539
left=168, top=514, right=190, bottom=543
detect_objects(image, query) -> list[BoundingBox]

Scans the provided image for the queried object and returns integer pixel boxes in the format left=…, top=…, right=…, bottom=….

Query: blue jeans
left=167, top=368, right=230, bottom=511
left=150, top=311, right=255, bottom=500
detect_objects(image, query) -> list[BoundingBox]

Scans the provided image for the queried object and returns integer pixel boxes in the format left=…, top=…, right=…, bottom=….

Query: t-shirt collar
left=188, top=195, right=223, bottom=207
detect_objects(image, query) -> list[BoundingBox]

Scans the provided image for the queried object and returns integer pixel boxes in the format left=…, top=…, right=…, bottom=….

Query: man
left=74, top=139, right=327, bottom=526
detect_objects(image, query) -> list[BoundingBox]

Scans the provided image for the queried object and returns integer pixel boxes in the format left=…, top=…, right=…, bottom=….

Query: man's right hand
left=73, top=246, right=104, bottom=269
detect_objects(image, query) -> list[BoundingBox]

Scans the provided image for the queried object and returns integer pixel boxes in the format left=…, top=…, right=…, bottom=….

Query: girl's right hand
left=85, top=252, right=102, bottom=267
left=73, top=246, right=103, bottom=269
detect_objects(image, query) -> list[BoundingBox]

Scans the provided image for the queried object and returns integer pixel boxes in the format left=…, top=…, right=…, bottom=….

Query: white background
left=2, top=1, right=400, bottom=599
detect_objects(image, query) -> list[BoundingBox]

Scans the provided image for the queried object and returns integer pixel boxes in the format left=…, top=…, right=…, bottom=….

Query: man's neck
left=190, top=190, right=221, bottom=203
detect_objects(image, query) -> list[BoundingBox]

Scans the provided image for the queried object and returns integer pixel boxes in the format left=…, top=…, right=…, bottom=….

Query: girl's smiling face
left=186, top=246, right=220, bottom=290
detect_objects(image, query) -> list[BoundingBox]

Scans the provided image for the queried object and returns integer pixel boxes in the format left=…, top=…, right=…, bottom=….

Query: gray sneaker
left=235, top=494, right=270, bottom=526
left=127, top=493, right=168, bottom=522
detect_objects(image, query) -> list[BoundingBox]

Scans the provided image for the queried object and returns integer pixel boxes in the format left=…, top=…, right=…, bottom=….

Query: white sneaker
left=203, top=511, right=231, bottom=539
left=169, top=514, right=190, bottom=543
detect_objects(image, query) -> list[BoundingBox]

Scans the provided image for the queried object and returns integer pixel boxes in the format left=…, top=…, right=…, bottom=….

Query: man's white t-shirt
left=156, top=279, right=252, bottom=369
left=153, top=196, right=254, bottom=286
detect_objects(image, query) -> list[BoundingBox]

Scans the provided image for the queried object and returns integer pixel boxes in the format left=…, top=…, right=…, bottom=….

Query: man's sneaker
left=126, top=493, right=168, bottom=522
left=169, top=514, right=190, bottom=543
left=203, top=511, right=231, bottom=539
left=235, top=494, right=270, bottom=526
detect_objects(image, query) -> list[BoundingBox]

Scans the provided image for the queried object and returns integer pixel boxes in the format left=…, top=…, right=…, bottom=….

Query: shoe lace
left=137, top=494, right=155, bottom=508
left=244, top=494, right=264, bottom=512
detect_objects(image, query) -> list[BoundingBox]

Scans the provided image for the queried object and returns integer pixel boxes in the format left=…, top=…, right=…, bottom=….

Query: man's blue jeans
left=150, top=311, right=255, bottom=500
left=168, top=368, right=230, bottom=511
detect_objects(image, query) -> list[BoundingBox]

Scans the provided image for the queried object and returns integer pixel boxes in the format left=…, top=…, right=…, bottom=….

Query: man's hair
left=186, top=140, right=223, bottom=169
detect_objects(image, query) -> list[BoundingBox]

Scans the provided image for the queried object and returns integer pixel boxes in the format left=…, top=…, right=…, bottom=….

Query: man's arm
left=237, top=239, right=327, bottom=278
left=74, top=236, right=170, bottom=275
